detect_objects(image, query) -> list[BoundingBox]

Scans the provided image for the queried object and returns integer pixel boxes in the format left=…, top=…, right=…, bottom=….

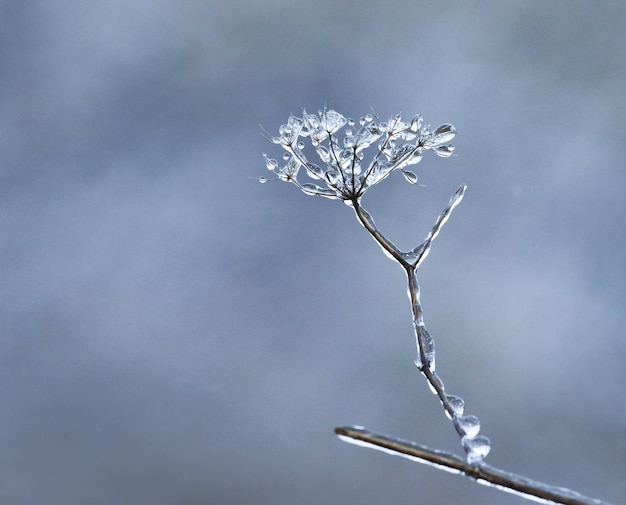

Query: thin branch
left=335, top=426, right=615, bottom=505
left=355, top=188, right=486, bottom=456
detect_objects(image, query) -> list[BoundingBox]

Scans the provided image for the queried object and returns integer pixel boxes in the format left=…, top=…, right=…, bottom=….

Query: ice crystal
left=262, top=109, right=456, bottom=201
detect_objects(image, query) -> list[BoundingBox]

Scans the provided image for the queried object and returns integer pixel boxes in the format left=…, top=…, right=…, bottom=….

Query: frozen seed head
left=262, top=108, right=456, bottom=202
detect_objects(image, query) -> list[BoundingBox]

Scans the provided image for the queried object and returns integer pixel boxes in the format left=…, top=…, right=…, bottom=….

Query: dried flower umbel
left=262, top=109, right=455, bottom=202
left=261, top=109, right=614, bottom=505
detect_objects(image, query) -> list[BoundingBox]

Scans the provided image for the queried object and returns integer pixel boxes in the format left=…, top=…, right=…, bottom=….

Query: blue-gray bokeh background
left=1, top=1, right=624, bottom=504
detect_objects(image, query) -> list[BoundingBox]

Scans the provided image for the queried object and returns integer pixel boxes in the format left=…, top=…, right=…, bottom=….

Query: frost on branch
left=262, top=109, right=456, bottom=202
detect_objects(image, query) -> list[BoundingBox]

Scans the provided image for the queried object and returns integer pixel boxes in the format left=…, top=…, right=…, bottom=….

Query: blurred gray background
left=1, top=1, right=624, bottom=504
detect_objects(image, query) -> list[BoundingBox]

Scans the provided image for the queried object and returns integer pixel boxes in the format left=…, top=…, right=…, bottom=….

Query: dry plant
left=261, top=108, right=614, bottom=505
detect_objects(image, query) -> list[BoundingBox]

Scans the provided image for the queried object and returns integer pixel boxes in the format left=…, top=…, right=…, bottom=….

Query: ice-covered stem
left=350, top=184, right=466, bottom=269
left=335, top=426, right=615, bottom=505
left=350, top=200, right=406, bottom=265
left=352, top=185, right=490, bottom=463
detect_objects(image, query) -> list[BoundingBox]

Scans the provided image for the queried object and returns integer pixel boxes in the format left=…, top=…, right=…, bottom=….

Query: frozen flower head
left=262, top=109, right=456, bottom=203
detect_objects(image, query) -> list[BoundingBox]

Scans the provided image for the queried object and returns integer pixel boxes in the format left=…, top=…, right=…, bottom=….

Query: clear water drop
left=300, top=183, right=322, bottom=193
left=305, top=163, right=324, bottom=180
left=297, top=141, right=305, bottom=149
left=320, top=109, right=347, bottom=133
left=354, top=125, right=383, bottom=150
left=406, top=150, right=423, bottom=166
left=462, top=435, right=491, bottom=464
left=414, top=326, right=435, bottom=369
left=325, top=169, right=340, bottom=185
left=433, top=124, right=456, bottom=144
left=365, top=113, right=373, bottom=122
left=456, top=415, right=480, bottom=438
left=401, top=169, right=419, bottom=184
left=433, top=144, right=455, bottom=157
left=445, top=395, right=464, bottom=417
left=315, top=145, right=330, bottom=163
left=263, top=154, right=278, bottom=171
left=338, top=148, right=354, bottom=169
left=259, top=176, right=267, bottom=183
left=283, top=152, right=290, bottom=161
left=409, top=115, right=423, bottom=132
left=300, top=183, right=339, bottom=199
left=421, top=327, right=435, bottom=365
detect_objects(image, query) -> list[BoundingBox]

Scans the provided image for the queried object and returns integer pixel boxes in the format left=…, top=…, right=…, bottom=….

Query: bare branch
left=335, top=426, right=615, bottom=505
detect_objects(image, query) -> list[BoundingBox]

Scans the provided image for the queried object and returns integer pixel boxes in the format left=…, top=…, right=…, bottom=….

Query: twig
left=352, top=187, right=492, bottom=461
left=335, top=426, right=615, bottom=505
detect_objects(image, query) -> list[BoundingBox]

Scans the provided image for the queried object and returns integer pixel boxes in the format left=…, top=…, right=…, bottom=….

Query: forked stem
left=352, top=186, right=477, bottom=449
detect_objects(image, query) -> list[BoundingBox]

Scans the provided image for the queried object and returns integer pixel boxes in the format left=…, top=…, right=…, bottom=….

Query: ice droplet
left=320, top=109, right=347, bottom=133
left=445, top=395, right=465, bottom=417
left=263, top=155, right=278, bottom=171
left=462, top=435, right=491, bottom=464
left=325, top=168, right=340, bottom=185
left=315, top=145, right=331, bottom=164
left=421, top=327, right=435, bottom=364
left=305, top=163, right=324, bottom=180
left=299, top=183, right=338, bottom=199
left=407, top=150, right=423, bottom=166
left=414, top=326, right=435, bottom=369
left=401, top=169, right=419, bottom=184
left=410, top=117, right=422, bottom=133
left=338, top=148, right=354, bottom=169
left=433, top=124, right=456, bottom=144
left=456, top=415, right=480, bottom=438
left=433, top=144, right=455, bottom=157
left=300, top=183, right=322, bottom=193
